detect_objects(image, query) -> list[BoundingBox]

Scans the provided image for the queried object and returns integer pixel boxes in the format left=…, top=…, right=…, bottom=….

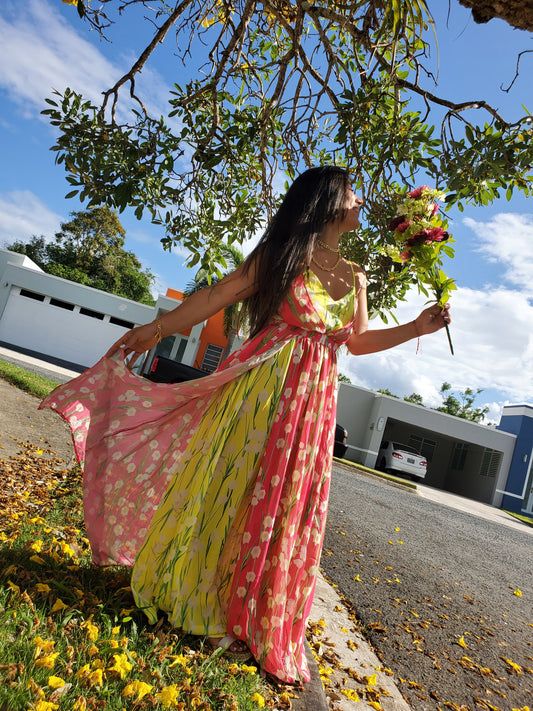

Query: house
left=0, top=248, right=231, bottom=375
left=1, top=247, right=531, bottom=517
left=336, top=383, right=532, bottom=516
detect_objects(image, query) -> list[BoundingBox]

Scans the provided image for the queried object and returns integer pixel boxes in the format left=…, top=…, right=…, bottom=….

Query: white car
left=377, top=440, right=427, bottom=481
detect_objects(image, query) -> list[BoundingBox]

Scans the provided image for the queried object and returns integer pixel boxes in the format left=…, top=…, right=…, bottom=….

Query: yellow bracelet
left=155, top=319, right=163, bottom=344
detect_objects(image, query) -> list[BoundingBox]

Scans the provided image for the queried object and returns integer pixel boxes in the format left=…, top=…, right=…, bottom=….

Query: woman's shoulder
left=344, top=260, right=368, bottom=291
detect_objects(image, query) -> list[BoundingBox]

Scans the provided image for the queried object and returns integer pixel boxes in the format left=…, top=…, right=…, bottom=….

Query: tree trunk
left=459, top=0, right=533, bottom=31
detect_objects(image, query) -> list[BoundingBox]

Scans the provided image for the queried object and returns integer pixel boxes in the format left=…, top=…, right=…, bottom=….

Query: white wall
left=0, top=249, right=156, bottom=368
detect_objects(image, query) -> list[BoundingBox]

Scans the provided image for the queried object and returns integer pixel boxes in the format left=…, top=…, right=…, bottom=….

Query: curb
left=332, top=457, right=418, bottom=493
left=294, top=573, right=412, bottom=710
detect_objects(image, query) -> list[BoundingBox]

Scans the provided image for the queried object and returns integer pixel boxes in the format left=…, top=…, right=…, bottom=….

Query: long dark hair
left=244, top=166, right=351, bottom=337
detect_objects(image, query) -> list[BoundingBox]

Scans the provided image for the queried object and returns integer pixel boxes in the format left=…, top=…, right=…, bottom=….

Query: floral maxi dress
left=40, top=268, right=358, bottom=682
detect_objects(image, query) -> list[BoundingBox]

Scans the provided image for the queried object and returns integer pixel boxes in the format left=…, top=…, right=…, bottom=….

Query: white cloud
left=339, top=281, right=533, bottom=412
left=465, top=212, right=533, bottom=296
left=0, top=0, right=171, bottom=123
left=0, top=191, right=62, bottom=245
left=0, top=1, right=116, bottom=117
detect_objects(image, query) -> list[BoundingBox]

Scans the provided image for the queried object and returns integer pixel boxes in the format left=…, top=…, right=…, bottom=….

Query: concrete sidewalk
left=0, top=344, right=83, bottom=383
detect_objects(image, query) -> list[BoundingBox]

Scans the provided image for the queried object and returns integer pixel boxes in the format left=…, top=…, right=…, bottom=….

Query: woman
left=41, top=166, right=450, bottom=683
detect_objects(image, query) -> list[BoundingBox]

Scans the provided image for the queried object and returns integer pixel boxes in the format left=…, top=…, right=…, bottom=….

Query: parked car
left=145, top=355, right=209, bottom=383
left=333, top=423, right=348, bottom=459
left=146, top=356, right=349, bottom=457
left=377, top=440, right=427, bottom=481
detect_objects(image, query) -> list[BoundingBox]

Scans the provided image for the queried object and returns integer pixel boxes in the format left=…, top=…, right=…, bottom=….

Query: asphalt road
left=321, top=468, right=533, bottom=711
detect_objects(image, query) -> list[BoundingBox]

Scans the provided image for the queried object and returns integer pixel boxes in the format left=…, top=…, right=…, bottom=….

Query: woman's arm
left=347, top=302, right=451, bottom=356
left=105, top=258, right=259, bottom=360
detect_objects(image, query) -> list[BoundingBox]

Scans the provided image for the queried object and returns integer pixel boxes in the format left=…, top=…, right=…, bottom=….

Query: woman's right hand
left=105, top=321, right=160, bottom=363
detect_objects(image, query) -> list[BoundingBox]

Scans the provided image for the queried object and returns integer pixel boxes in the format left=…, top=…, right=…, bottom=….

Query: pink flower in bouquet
left=408, top=185, right=430, bottom=199
left=388, top=216, right=412, bottom=232
left=427, top=226, right=449, bottom=242
left=396, top=220, right=412, bottom=233
left=388, top=215, right=405, bottom=230
left=405, top=227, right=449, bottom=247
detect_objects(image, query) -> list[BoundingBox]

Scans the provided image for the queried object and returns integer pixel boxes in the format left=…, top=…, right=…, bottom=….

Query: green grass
left=0, top=359, right=60, bottom=399
left=0, top=460, right=272, bottom=711
left=0, top=365, right=278, bottom=710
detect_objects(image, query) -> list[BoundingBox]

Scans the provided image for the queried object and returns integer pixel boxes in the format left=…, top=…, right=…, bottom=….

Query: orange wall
left=165, top=287, right=228, bottom=368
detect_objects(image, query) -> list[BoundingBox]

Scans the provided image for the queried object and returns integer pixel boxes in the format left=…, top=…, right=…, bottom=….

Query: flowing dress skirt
left=40, top=269, right=356, bottom=681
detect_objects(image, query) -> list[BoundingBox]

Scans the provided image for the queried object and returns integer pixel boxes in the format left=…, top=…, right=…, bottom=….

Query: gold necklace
left=317, top=238, right=340, bottom=254
left=311, top=253, right=343, bottom=272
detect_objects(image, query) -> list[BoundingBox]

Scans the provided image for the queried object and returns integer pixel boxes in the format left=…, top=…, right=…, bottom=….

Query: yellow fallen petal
left=457, top=635, right=467, bottom=648
left=341, top=689, right=360, bottom=701
left=502, top=657, right=522, bottom=674
left=48, top=676, right=66, bottom=689
left=155, top=684, right=179, bottom=708
left=87, top=668, right=104, bottom=688
left=34, top=701, right=59, bottom=711
left=241, top=664, right=257, bottom=674
left=35, top=653, right=59, bottom=669
left=51, top=598, right=68, bottom=613
left=365, top=673, right=377, bottom=685
left=252, top=692, right=265, bottom=707
left=513, top=589, right=522, bottom=597
left=122, top=680, right=154, bottom=701
left=107, top=652, right=133, bottom=680
left=80, top=620, right=99, bottom=642
left=35, top=583, right=52, bottom=594
left=30, top=555, right=46, bottom=565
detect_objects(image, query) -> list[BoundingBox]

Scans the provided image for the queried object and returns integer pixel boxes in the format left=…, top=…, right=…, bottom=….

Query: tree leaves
left=7, top=206, right=156, bottom=306
left=43, top=1, right=533, bottom=318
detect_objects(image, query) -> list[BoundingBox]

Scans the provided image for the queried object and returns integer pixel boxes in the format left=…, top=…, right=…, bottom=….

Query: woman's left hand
left=415, top=302, right=451, bottom=336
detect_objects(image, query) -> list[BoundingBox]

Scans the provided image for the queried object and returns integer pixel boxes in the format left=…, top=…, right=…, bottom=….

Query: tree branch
left=99, top=0, right=196, bottom=122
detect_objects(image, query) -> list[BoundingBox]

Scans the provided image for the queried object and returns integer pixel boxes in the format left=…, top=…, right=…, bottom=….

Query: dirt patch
left=0, top=378, right=74, bottom=464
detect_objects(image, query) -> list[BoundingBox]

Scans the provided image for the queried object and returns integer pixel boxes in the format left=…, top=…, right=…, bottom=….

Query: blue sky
left=1, top=0, right=532, bottom=422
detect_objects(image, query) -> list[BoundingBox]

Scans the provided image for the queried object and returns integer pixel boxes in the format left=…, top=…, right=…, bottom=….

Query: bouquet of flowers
left=387, top=185, right=456, bottom=354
